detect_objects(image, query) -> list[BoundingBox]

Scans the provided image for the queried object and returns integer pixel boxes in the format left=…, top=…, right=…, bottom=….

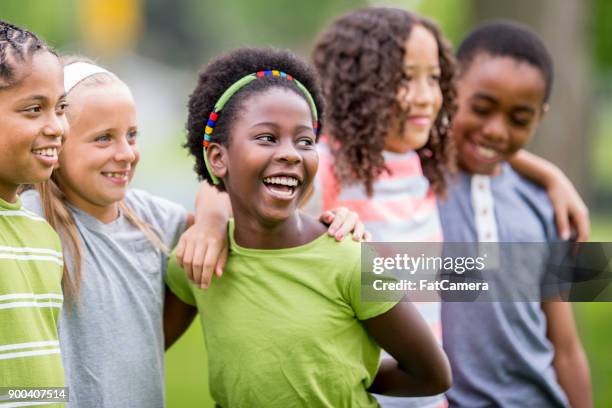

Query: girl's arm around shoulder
left=542, top=302, right=592, bottom=408
left=363, top=302, right=452, bottom=397
left=509, top=150, right=590, bottom=241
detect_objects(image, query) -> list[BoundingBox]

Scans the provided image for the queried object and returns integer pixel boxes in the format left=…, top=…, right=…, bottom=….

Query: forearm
left=509, top=149, right=560, bottom=186
left=368, top=357, right=448, bottom=397
left=195, top=182, right=232, bottom=223
left=554, top=347, right=592, bottom=408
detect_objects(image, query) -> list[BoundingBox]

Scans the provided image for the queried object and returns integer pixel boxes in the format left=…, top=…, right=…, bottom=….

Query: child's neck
left=233, top=212, right=324, bottom=250
left=0, top=183, right=19, bottom=204
left=65, top=196, right=120, bottom=224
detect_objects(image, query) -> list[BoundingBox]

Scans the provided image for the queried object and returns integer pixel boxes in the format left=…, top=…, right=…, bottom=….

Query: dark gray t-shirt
left=21, top=189, right=188, bottom=408
left=438, top=164, right=569, bottom=408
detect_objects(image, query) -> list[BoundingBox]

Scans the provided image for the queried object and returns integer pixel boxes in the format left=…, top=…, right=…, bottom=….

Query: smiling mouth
left=101, top=172, right=129, bottom=181
left=32, top=147, right=58, bottom=158
left=470, top=141, right=502, bottom=162
left=262, top=176, right=300, bottom=197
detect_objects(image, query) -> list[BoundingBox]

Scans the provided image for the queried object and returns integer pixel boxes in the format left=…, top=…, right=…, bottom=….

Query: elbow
left=430, top=367, right=452, bottom=395
left=422, top=355, right=453, bottom=395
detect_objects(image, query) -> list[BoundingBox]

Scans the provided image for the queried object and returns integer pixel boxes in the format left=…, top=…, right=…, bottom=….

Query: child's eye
left=511, top=117, right=530, bottom=128
left=256, top=134, right=275, bottom=143
left=24, top=105, right=42, bottom=113
left=56, top=102, right=69, bottom=115
left=95, top=134, right=112, bottom=143
left=296, top=137, right=315, bottom=147
left=127, top=130, right=139, bottom=141
left=472, top=105, right=490, bottom=116
left=429, top=74, right=441, bottom=82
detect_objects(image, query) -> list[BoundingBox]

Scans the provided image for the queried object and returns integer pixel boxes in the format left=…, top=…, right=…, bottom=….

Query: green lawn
left=575, top=213, right=612, bottom=408
left=165, top=214, right=612, bottom=407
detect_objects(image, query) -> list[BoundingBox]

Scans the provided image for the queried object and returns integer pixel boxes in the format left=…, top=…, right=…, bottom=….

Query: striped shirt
left=303, top=140, right=445, bottom=408
left=0, top=195, right=65, bottom=404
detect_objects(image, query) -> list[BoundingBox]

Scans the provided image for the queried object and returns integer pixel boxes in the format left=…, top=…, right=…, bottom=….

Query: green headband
left=202, top=70, right=319, bottom=185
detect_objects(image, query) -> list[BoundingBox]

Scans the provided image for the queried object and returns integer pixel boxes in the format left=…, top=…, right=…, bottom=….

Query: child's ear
left=207, top=143, right=228, bottom=180
left=540, top=103, right=550, bottom=119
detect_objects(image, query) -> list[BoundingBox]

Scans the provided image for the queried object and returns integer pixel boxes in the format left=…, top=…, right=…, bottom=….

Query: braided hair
left=0, top=19, right=55, bottom=89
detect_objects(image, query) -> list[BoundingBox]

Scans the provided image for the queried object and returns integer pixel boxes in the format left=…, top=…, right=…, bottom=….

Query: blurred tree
left=0, top=0, right=75, bottom=48
left=78, top=0, right=143, bottom=57
left=472, top=0, right=593, bottom=199
left=138, top=0, right=367, bottom=67
left=591, top=0, right=612, bottom=75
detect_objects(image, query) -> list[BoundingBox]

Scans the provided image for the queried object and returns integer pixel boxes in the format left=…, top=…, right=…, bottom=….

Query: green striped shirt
left=0, top=195, right=65, bottom=403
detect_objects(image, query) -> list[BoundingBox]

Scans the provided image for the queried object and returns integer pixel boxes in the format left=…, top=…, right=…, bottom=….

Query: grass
left=165, top=213, right=612, bottom=407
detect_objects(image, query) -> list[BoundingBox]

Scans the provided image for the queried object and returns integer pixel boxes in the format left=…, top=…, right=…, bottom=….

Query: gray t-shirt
left=438, top=164, right=569, bottom=408
left=21, top=189, right=188, bottom=408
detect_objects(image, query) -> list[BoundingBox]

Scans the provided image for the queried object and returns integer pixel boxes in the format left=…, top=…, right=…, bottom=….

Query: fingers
left=571, top=207, right=591, bottom=243
left=198, top=243, right=220, bottom=289
left=319, top=210, right=335, bottom=226
left=175, top=236, right=186, bottom=268
left=190, top=241, right=207, bottom=288
left=363, top=231, right=372, bottom=242
left=215, top=245, right=229, bottom=278
left=351, top=221, right=365, bottom=241
left=553, top=202, right=571, bottom=241
left=325, top=207, right=349, bottom=238
left=181, top=238, right=196, bottom=283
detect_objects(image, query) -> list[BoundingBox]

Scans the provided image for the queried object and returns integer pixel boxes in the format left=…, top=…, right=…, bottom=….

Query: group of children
left=0, top=6, right=593, bottom=408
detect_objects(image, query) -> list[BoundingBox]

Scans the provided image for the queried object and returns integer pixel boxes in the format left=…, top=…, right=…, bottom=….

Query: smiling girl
left=20, top=57, right=190, bottom=407
left=166, top=47, right=451, bottom=406
left=0, top=20, right=67, bottom=394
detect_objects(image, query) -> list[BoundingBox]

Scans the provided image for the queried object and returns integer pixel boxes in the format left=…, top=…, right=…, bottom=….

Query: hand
left=175, top=218, right=229, bottom=289
left=546, top=172, right=590, bottom=242
left=319, top=207, right=372, bottom=242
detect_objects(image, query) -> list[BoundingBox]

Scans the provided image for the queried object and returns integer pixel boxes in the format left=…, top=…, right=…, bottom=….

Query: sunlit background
left=2, top=0, right=610, bottom=406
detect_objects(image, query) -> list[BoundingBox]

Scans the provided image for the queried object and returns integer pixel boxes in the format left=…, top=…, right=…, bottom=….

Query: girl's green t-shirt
left=166, top=220, right=396, bottom=407
left=0, top=196, right=65, bottom=406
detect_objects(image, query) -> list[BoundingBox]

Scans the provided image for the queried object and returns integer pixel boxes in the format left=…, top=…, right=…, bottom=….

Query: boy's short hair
left=457, top=20, right=554, bottom=102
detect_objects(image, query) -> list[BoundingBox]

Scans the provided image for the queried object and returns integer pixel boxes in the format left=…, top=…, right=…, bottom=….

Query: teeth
left=102, top=172, right=128, bottom=179
left=32, top=148, right=57, bottom=157
left=476, top=145, right=497, bottom=159
left=263, top=176, right=299, bottom=187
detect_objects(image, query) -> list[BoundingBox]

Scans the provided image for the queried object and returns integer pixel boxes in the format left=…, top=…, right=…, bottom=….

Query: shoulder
left=125, top=189, right=187, bottom=223
left=503, top=166, right=558, bottom=240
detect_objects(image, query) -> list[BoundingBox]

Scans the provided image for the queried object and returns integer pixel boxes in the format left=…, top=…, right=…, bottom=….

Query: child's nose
left=114, top=138, right=137, bottom=163
left=412, top=79, right=436, bottom=106
left=482, top=115, right=509, bottom=144
left=275, top=140, right=302, bottom=163
left=42, top=112, right=65, bottom=138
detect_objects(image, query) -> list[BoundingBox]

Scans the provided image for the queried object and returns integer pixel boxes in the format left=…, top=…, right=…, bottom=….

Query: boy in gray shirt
left=439, top=21, right=591, bottom=407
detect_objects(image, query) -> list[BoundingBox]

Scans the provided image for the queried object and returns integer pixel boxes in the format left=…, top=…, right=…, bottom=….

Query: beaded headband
left=202, top=70, right=319, bottom=185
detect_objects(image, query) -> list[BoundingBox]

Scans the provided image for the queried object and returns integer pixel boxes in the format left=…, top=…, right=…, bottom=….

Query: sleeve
left=347, top=245, right=399, bottom=321
left=126, top=189, right=189, bottom=250
left=165, top=249, right=197, bottom=306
